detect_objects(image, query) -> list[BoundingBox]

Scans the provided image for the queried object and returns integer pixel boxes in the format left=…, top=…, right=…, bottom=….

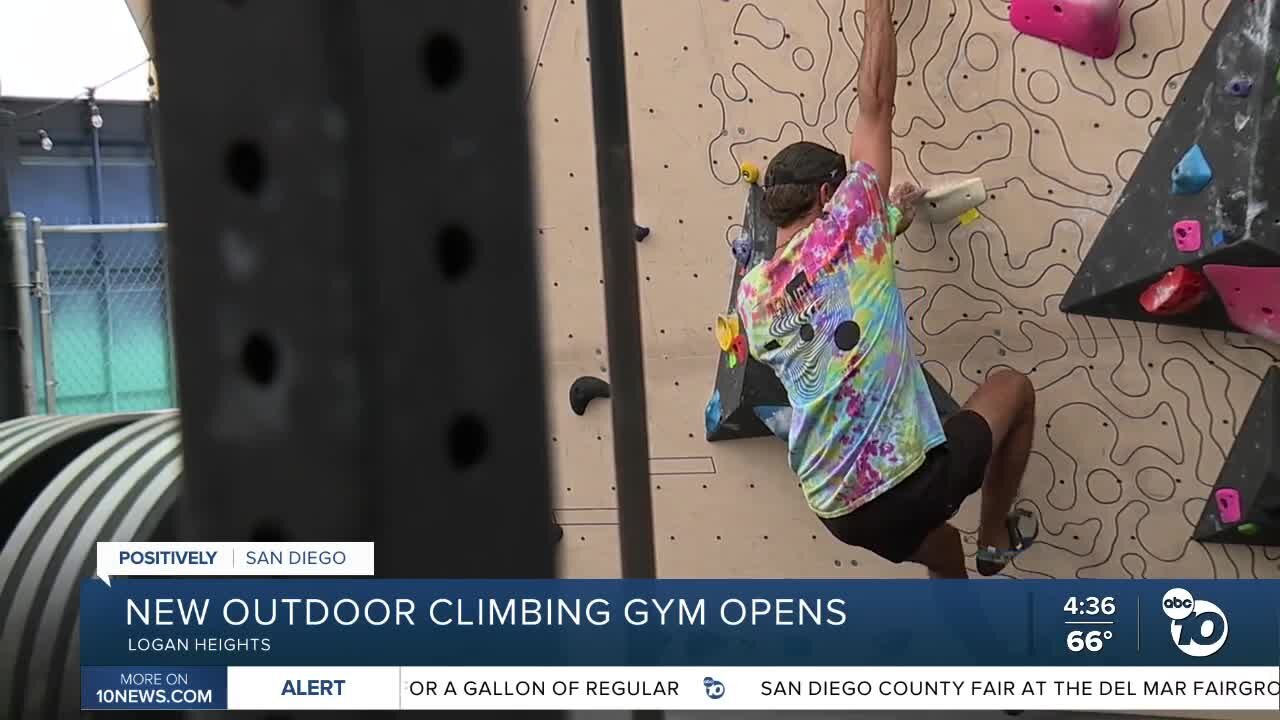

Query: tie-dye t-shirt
left=736, top=161, right=945, bottom=519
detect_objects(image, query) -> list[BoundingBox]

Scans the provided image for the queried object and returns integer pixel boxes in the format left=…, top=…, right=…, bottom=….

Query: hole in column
left=448, top=415, right=489, bottom=469
left=250, top=521, right=291, bottom=542
left=436, top=224, right=475, bottom=280
left=225, top=141, right=266, bottom=196
left=421, top=33, right=464, bottom=89
left=241, top=332, right=278, bottom=385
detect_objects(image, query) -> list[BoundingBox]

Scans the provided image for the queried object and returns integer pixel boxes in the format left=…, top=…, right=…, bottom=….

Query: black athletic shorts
left=820, top=409, right=994, bottom=564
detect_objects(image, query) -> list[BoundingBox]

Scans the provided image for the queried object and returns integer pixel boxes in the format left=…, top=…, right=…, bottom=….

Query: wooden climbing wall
left=524, top=0, right=1280, bottom=581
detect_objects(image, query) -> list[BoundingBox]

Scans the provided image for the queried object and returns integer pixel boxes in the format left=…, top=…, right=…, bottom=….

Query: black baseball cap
left=763, top=141, right=847, bottom=188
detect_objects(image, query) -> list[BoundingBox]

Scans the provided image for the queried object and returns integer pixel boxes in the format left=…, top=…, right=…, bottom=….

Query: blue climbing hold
left=1171, top=145, right=1212, bottom=195
left=752, top=405, right=793, bottom=441
left=704, top=389, right=723, bottom=436
left=730, top=231, right=753, bottom=267
left=1212, top=229, right=1227, bottom=247
left=1226, top=76, right=1253, bottom=97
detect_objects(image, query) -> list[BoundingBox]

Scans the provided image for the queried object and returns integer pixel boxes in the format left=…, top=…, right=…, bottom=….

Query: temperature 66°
left=1067, top=630, right=1112, bottom=652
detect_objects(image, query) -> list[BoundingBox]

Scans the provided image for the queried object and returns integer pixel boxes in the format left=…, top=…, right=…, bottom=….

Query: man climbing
left=735, top=0, right=1037, bottom=578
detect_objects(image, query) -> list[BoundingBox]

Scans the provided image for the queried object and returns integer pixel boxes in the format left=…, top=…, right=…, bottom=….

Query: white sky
left=1, top=0, right=150, bottom=101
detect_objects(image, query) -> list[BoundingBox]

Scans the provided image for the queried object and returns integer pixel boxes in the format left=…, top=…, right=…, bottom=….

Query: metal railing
left=6, top=215, right=176, bottom=415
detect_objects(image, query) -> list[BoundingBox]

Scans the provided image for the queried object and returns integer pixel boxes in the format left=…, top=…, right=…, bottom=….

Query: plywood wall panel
left=525, top=1, right=1280, bottom=590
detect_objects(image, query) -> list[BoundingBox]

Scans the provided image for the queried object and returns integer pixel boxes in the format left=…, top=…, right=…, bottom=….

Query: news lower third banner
left=79, top=574, right=1280, bottom=711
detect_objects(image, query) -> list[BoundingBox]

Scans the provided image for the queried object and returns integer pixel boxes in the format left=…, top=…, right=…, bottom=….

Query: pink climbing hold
left=1215, top=488, right=1242, bottom=524
left=1010, top=0, right=1122, bottom=60
left=1173, top=220, right=1201, bottom=252
left=1202, top=264, right=1280, bottom=344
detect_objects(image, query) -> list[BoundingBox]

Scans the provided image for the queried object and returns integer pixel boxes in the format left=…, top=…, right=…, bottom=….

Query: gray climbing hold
left=569, top=376, right=611, bottom=415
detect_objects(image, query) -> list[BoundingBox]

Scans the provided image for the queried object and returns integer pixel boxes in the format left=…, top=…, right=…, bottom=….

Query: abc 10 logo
left=1161, top=588, right=1228, bottom=658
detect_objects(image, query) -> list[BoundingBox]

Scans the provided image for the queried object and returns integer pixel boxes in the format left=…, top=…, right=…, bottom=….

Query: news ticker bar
left=82, top=666, right=1280, bottom=711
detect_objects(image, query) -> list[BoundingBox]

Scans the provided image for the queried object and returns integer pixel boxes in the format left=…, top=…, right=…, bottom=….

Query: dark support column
left=585, top=0, right=658, bottom=583
left=152, top=8, right=558, bottom=718
left=585, top=5, right=661, bottom=718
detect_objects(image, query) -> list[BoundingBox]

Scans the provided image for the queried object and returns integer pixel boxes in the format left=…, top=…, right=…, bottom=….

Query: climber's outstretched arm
left=849, top=0, right=897, bottom=197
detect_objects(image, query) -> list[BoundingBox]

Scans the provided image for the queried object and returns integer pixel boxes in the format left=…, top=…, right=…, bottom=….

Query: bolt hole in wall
left=250, top=522, right=292, bottom=543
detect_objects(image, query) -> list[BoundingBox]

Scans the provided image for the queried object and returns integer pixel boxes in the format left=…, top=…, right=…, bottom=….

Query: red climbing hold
left=1139, top=266, right=1208, bottom=316
left=1202, top=264, right=1280, bottom=344
left=1010, top=0, right=1122, bottom=59
left=730, top=334, right=748, bottom=365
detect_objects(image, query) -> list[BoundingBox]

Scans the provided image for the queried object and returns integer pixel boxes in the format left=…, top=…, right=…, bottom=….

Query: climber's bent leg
left=818, top=409, right=994, bottom=577
left=958, top=369, right=1036, bottom=575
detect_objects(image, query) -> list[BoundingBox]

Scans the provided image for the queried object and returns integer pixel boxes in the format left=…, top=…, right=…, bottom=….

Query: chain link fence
left=29, top=218, right=176, bottom=414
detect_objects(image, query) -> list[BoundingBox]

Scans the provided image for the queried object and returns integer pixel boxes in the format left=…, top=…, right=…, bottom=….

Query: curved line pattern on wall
left=525, top=0, right=1280, bottom=581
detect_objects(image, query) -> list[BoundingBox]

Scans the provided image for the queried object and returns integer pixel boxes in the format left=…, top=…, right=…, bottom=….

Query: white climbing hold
left=921, top=178, right=988, bottom=224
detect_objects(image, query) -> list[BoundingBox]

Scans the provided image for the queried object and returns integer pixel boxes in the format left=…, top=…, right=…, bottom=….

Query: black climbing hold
left=834, top=320, right=861, bottom=351
left=1193, top=366, right=1280, bottom=546
left=635, top=225, right=651, bottom=242
left=569, top=376, right=611, bottom=416
left=799, top=324, right=815, bottom=342
left=553, top=522, right=564, bottom=544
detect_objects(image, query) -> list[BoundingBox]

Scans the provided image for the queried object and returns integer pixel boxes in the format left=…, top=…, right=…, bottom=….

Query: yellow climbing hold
left=740, top=162, right=761, bottom=185
left=715, top=314, right=740, bottom=352
left=959, top=208, right=981, bottom=225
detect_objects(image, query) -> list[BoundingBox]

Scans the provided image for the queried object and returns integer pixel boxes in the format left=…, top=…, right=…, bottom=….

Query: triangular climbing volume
left=706, top=181, right=789, bottom=442
left=1194, top=366, right=1280, bottom=546
left=1060, top=0, right=1280, bottom=334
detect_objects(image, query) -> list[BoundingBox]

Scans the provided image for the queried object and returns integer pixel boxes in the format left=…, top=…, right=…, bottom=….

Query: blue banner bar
left=80, top=579, right=1280, bottom=667
left=81, top=666, right=227, bottom=710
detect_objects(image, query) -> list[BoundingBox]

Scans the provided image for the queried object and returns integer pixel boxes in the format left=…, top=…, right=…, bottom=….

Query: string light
left=5, top=57, right=149, bottom=151
left=9, top=57, right=150, bottom=124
